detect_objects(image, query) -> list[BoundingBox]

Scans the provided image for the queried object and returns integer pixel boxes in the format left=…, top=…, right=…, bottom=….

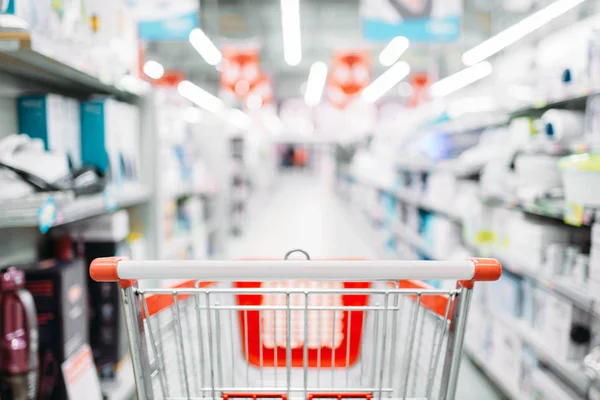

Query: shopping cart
left=89, top=252, right=501, bottom=400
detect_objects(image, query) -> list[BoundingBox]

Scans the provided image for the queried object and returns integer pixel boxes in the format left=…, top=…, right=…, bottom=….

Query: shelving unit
left=337, top=170, right=596, bottom=399
left=0, top=25, right=145, bottom=100
left=0, top=185, right=151, bottom=229
left=509, top=88, right=598, bottom=119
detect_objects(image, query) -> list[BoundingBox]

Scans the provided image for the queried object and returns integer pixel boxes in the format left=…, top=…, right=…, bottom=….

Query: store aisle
left=227, top=172, right=503, bottom=400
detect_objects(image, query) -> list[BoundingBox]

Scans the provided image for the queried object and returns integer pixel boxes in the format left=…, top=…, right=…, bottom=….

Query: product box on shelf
left=538, top=292, right=592, bottom=361
left=518, top=345, right=538, bottom=398
left=81, top=99, right=140, bottom=185
left=490, top=270, right=524, bottom=318
left=2, top=0, right=96, bottom=73
left=490, top=323, right=522, bottom=391
left=506, top=216, right=570, bottom=272
left=24, top=259, right=91, bottom=400
left=17, top=94, right=82, bottom=169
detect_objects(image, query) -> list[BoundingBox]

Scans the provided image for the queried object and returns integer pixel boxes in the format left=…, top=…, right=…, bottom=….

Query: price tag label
left=37, top=196, right=57, bottom=234
left=564, top=202, right=584, bottom=226
left=61, top=345, right=103, bottom=400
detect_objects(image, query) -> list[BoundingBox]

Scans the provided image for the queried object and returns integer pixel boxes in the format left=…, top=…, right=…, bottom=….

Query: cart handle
left=90, top=257, right=501, bottom=285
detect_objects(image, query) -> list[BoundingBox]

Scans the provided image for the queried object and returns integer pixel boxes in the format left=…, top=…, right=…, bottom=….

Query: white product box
left=489, top=322, right=522, bottom=390
left=78, top=210, right=130, bottom=242
left=518, top=345, right=538, bottom=398
left=540, top=293, right=591, bottom=361
left=506, top=216, right=570, bottom=272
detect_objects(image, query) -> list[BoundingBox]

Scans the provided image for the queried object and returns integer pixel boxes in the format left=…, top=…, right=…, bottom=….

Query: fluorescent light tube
left=177, top=80, right=225, bottom=114
left=281, top=0, right=302, bottom=66
left=143, top=60, right=164, bottom=79
left=462, top=0, right=587, bottom=66
left=189, top=28, right=222, bottom=66
left=228, top=108, right=252, bottom=130
left=430, top=62, right=492, bottom=98
left=304, top=61, right=328, bottom=106
left=361, top=61, right=410, bottom=103
left=379, top=36, right=409, bottom=67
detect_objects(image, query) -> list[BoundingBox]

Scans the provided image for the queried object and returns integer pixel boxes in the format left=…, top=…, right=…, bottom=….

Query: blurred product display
left=3, top=0, right=600, bottom=399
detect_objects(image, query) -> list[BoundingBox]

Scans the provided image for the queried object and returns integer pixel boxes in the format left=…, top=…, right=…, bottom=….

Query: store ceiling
left=145, top=0, right=534, bottom=99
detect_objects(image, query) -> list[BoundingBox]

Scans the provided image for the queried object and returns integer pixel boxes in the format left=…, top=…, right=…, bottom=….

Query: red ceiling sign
left=326, top=50, right=371, bottom=109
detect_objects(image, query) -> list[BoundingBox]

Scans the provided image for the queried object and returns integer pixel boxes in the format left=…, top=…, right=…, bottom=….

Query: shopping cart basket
left=89, top=253, right=501, bottom=400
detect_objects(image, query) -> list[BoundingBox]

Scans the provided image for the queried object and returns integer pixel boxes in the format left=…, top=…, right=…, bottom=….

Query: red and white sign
left=220, top=44, right=272, bottom=108
left=326, top=50, right=371, bottom=109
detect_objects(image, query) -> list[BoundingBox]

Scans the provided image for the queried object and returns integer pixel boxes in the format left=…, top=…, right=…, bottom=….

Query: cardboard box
left=25, top=259, right=90, bottom=400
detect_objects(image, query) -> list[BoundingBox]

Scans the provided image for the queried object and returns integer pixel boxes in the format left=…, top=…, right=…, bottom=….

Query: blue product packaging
left=80, top=99, right=122, bottom=185
left=17, top=94, right=81, bottom=169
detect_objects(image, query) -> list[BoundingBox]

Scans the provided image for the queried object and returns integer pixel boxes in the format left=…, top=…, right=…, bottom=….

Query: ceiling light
left=189, top=28, right=222, bottom=66
left=184, top=107, right=204, bottom=124
left=281, top=0, right=301, bottom=66
left=143, top=60, right=164, bottom=79
left=361, top=61, right=410, bottom=103
left=378, top=36, right=409, bottom=67
left=228, top=108, right=252, bottom=130
left=177, top=80, right=225, bottom=114
left=304, top=61, right=328, bottom=107
left=430, top=62, right=492, bottom=98
left=462, top=0, right=587, bottom=66
left=247, top=94, right=263, bottom=110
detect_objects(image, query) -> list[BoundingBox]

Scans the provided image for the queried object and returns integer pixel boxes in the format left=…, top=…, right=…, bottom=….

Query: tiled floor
left=227, top=171, right=503, bottom=400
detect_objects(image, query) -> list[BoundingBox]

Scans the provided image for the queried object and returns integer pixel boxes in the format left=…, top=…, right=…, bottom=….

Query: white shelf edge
left=0, top=185, right=151, bottom=229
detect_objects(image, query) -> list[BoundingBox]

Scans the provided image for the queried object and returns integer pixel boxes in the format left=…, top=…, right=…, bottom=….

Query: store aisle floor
left=227, top=172, right=503, bottom=400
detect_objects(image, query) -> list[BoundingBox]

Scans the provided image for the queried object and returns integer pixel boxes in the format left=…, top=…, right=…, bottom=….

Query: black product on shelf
left=24, top=259, right=89, bottom=400
left=83, top=241, right=130, bottom=381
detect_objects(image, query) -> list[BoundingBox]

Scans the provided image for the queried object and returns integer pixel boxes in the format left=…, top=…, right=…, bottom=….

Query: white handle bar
left=90, top=258, right=502, bottom=283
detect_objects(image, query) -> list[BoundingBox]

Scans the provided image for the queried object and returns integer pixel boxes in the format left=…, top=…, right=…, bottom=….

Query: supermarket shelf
left=0, top=185, right=151, bottom=229
left=510, top=88, right=597, bottom=119
left=492, top=311, right=590, bottom=397
left=478, top=248, right=597, bottom=316
left=480, top=195, right=596, bottom=227
left=423, top=113, right=509, bottom=135
left=464, top=345, right=527, bottom=400
left=347, top=175, right=463, bottom=222
left=101, top=358, right=135, bottom=400
left=0, top=24, right=143, bottom=100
